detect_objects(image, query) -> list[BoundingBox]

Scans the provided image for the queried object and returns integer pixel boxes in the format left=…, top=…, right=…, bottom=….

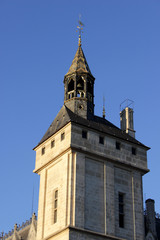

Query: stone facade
left=32, top=38, right=149, bottom=240
left=2, top=37, right=152, bottom=240
left=33, top=118, right=149, bottom=240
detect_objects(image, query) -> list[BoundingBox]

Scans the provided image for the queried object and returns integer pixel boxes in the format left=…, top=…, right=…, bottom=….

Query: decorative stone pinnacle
left=14, top=224, right=17, bottom=231
left=32, top=212, right=36, bottom=221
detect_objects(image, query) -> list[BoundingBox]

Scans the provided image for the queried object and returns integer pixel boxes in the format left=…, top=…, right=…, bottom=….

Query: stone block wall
left=84, top=158, right=105, bottom=233
left=71, top=124, right=148, bottom=172
left=36, top=149, right=76, bottom=240
left=72, top=123, right=147, bottom=240
left=34, top=123, right=71, bottom=172
left=35, top=122, right=147, bottom=240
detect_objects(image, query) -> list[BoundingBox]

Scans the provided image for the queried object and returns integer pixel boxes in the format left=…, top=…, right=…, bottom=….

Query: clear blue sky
left=1, top=0, right=160, bottom=233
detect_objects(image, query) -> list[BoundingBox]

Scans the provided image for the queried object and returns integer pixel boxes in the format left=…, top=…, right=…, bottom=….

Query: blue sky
left=0, top=0, right=160, bottom=233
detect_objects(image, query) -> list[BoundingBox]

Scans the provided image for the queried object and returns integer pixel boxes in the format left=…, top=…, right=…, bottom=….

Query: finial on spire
left=77, top=14, right=84, bottom=46
left=102, top=96, right=106, bottom=119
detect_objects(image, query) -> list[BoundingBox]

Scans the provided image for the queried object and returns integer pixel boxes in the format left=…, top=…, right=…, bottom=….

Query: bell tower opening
left=77, top=76, right=85, bottom=98
left=68, top=79, right=74, bottom=99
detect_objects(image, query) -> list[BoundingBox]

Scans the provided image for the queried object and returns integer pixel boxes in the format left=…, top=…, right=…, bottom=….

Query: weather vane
left=77, top=14, right=84, bottom=46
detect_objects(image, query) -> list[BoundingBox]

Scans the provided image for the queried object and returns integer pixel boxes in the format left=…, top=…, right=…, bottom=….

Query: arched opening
left=77, top=77, right=85, bottom=98
left=68, top=79, right=74, bottom=92
left=77, top=77, right=84, bottom=90
left=67, top=79, right=74, bottom=99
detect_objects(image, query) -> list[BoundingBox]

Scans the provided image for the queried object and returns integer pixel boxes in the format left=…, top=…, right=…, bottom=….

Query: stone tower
left=33, top=37, right=150, bottom=240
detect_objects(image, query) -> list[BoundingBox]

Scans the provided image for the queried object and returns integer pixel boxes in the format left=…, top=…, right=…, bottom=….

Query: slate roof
left=144, top=215, right=160, bottom=240
left=156, top=218, right=160, bottom=240
left=35, top=105, right=149, bottom=150
left=65, top=44, right=93, bottom=77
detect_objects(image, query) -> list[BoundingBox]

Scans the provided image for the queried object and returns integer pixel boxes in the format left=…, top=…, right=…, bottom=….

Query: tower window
left=119, top=193, right=124, bottom=228
left=68, top=79, right=74, bottom=92
left=53, top=189, right=58, bottom=224
left=51, top=140, right=55, bottom=148
left=116, top=141, right=121, bottom=150
left=41, top=147, right=45, bottom=155
left=67, top=79, right=74, bottom=100
left=77, top=77, right=85, bottom=98
left=77, top=77, right=84, bottom=90
left=132, top=147, right=136, bottom=155
left=99, top=136, right=104, bottom=145
left=61, top=132, right=65, bottom=141
left=82, top=130, right=87, bottom=139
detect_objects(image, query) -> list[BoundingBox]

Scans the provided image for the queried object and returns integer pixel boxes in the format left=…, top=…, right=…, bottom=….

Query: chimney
left=120, top=99, right=135, bottom=138
left=145, top=199, right=157, bottom=237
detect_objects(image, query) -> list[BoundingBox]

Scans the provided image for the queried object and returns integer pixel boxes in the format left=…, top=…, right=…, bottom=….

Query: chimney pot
left=120, top=100, right=135, bottom=138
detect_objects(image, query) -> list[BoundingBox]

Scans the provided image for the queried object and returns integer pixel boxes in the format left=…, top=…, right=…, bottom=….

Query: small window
left=119, top=193, right=124, bottom=228
left=54, top=199, right=58, bottom=208
left=55, top=190, right=58, bottom=198
left=41, top=147, right=45, bottom=155
left=82, top=130, right=87, bottom=139
left=54, top=209, right=57, bottom=223
left=116, top=141, right=121, bottom=150
left=51, top=140, right=55, bottom=148
left=132, top=147, right=136, bottom=155
left=99, top=136, right=104, bottom=145
left=61, top=132, right=65, bottom=141
left=53, top=189, right=58, bottom=224
left=68, top=79, right=74, bottom=92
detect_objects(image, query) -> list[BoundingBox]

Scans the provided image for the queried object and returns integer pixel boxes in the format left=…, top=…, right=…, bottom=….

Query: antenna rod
left=31, top=184, right=34, bottom=216
left=103, top=96, right=106, bottom=119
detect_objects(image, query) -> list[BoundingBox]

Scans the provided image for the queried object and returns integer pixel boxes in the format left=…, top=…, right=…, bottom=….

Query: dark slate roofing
left=144, top=215, right=160, bottom=240
left=65, top=44, right=93, bottom=77
left=37, top=105, right=72, bottom=146
left=35, top=105, right=149, bottom=150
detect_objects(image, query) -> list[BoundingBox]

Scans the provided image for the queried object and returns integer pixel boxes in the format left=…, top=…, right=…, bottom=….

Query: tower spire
left=64, top=20, right=95, bottom=119
left=77, top=15, right=84, bottom=46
